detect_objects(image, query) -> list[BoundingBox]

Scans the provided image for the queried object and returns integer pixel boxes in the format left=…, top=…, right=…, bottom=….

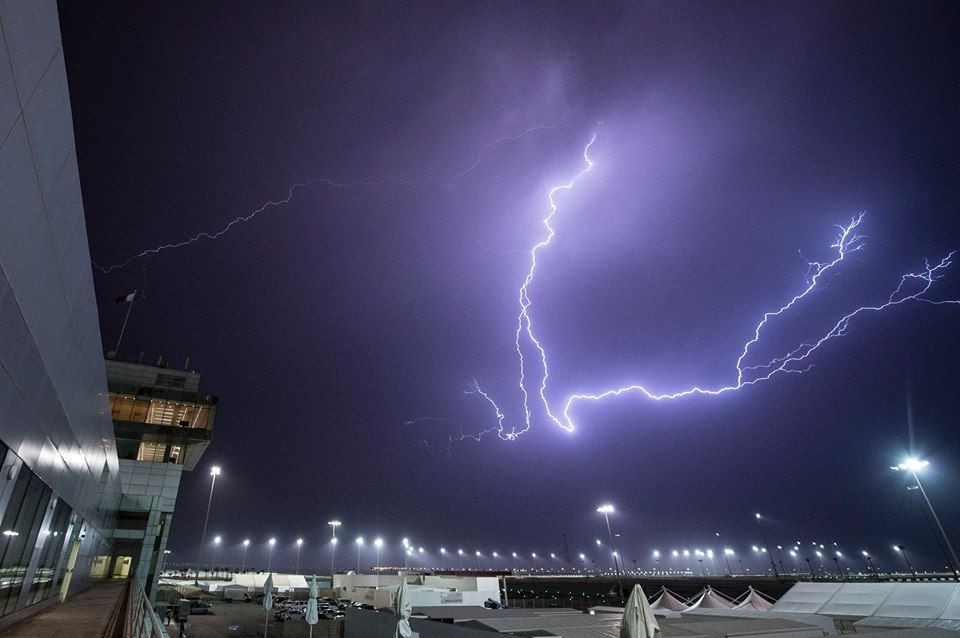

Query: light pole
left=894, top=545, right=916, bottom=580
left=328, top=520, right=341, bottom=575
left=596, top=504, right=625, bottom=601
left=475, top=550, right=481, bottom=571
left=212, top=536, right=221, bottom=572
left=458, top=549, right=464, bottom=570
left=355, top=537, right=364, bottom=572
left=440, top=548, right=446, bottom=570
left=512, top=552, right=518, bottom=572
left=653, top=550, right=661, bottom=574
left=375, top=538, right=383, bottom=571
left=833, top=551, right=844, bottom=578
left=330, top=538, right=338, bottom=575
left=198, top=466, right=221, bottom=565
left=267, top=538, right=276, bottom=572
left=579, top=553, right=586, bottom=572
left=241, top=539, right=250, bottom=572
left=492, top=551, right=499, bottom=568
left=296, top=538, right=303, bottom=574
left=892, top=458, right=960, bottom=580
left=160, top=549, right=171, bottom=575
left=723, top=549, right=734, bottom=576
left=754, top=513, right=779, bottom=579
left=862, top=551, right=880, bottom=580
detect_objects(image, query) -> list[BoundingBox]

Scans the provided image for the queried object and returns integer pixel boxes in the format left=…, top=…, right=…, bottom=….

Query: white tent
left=940, top=585, right=960, bottom=620
left=685, top=586, right=734, bottom=610
left=769, top=582, right=842, bottom=614
left=873, top=583, right=957, bottom=619
left=770, top=582, right=960, bottom=621
left=233, top=573, right=309, bottom=591
left=817, top=582, right=894, bottom=617
left=733, top=587, right=775, bottom=611
left=649, top=588, right=688, bottom=612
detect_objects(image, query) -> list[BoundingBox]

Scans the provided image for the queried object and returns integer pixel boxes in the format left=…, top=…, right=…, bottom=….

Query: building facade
left=105, top=358, right=218, bottom=599
left=0, top=0, right=122, bottom=628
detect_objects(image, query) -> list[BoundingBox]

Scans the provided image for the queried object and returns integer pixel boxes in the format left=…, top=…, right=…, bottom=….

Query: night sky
left=58, top=2, right=960, bottom=573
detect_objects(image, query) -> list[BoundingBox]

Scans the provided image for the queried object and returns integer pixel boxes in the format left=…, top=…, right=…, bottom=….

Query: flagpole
left=115, top=291, right=136, bottom=354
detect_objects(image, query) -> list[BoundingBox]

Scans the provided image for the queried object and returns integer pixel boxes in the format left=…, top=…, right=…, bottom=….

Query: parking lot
left=164, top=599, right=344, bottom=638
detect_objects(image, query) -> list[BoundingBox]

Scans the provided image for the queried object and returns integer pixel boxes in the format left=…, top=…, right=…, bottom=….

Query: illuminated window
left=136, top=443, right=166, bottom=463
left=146, top=401, right=177, bottom=426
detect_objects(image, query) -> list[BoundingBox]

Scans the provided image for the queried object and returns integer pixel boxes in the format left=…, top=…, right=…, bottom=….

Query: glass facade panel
left=26, top=497, right=72, bottom=605
left=0, top=470, right=52, bottom=615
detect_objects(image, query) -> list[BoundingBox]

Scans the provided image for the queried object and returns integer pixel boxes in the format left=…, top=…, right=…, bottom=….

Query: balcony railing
left=123, top=578, right=167, bottom=638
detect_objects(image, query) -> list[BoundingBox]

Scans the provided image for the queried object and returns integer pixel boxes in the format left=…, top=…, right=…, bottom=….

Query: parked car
left=189, top=601, right=214, bottom=615
left=275, top=607, right=306, bottom=622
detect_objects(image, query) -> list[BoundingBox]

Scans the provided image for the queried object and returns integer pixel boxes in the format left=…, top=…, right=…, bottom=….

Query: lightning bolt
left=92, top=126, right=562, bottom=275
left=466, top=134, right=959, bottom=441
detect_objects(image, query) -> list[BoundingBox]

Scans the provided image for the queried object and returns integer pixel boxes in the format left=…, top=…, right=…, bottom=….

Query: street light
left=268, top=537, right=276, bottom=572
left=833, top=551, right=844, bottom=578
left=512, top=552, right=518, bottom=572
left=198, top=466, right=221, bottom=566
left=892, top=458, right=960, bottom=580
left=475, top=550, right=481, bottom=571
left=653, top=550, right=661, bottom=573
left=328, top=521, right=341, bottom=576
left=753, top=513, right=780, bottom=579
left=458, top=549, right=464, bottom=570
left=356, top=537, right=364, bottom=573
left=861, top=550, right=880, bottom=580
left=724, top=549, right=734, bottom=576
left=596, top=504, right=625, bottom=600
left=212, top=536, right=221, bottom=570
left=241, top=539, right=250, bottom=572
left=296, top=538, right=304, bottom=574
left=330, top=537, right=338, bottom=575
left=374, top=538, right=383, bottom=570
left=894, top=545, right=917, bottom=580
left=440, top=548, right=447, bottom=570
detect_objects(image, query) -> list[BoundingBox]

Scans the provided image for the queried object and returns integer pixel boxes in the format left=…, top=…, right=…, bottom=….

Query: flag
left=115, top=291, right=136, bottom=303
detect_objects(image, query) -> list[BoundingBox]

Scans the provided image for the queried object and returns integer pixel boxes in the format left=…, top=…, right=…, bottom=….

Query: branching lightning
left=466, top=134, right=959, bottom=441
left=92, top=126, right=561, bottom=275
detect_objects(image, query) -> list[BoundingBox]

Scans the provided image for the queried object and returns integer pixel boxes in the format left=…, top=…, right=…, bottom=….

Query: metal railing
left=124, top=579, right=167, bottom=638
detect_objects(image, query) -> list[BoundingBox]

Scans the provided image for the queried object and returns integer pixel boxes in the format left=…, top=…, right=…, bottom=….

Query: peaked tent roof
left=734, top=587, right=774, bottom=611
left=685, top=586, right=735, bottom=610
left=649, top=588, right=689, bottom=611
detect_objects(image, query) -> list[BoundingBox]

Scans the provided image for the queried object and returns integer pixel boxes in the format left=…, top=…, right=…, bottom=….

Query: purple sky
left=59, top=1, right=960, bottom=573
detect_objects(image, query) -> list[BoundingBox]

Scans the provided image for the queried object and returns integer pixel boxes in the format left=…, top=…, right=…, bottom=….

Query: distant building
left=334, top=573, right=502, bottom=608
left=105, top=358, right=219, bottom=599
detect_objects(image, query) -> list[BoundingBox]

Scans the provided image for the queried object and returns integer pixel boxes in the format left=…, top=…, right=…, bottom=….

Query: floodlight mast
left=596, top=504, right=625, bottom=601
left=892, top=459, right=960, bottom=580
left=754, top=513, right=780, bottom=580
